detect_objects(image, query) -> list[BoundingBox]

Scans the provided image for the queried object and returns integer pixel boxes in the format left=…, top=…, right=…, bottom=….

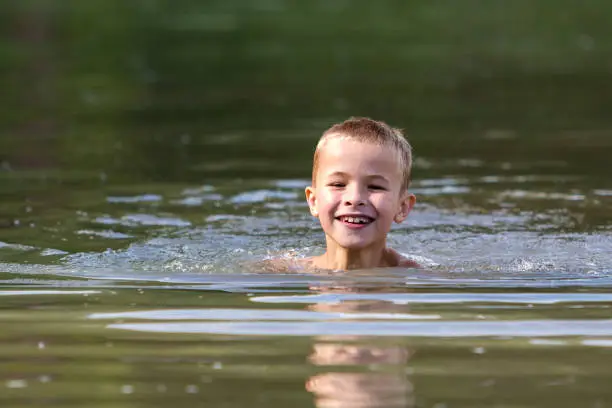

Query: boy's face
left=305, top=137, right=415, bottom=251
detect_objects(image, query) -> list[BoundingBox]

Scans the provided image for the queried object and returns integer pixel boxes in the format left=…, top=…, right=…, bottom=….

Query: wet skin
left=305, top=137, right=416, bottom=270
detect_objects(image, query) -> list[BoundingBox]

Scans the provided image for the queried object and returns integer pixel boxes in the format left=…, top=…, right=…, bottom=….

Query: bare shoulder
left=386, top=248, right=422, bottom=269
left=398, top=257, right=422, bottom=268
left=249, top=257, right=314, bottom=273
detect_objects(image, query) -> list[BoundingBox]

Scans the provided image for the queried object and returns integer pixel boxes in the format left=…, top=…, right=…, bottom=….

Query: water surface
left=2, top=1, right=612, bottom=407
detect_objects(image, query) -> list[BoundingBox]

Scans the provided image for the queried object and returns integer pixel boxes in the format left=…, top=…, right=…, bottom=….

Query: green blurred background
left=1, top=0, right=611, bottom=183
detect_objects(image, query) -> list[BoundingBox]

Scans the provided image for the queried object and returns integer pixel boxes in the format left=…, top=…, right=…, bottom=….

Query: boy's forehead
left=316, top=138, right=403, bottom=174
left=318, top=137, right=397, bottom=159
left=317, top=132, right=351, bottom=147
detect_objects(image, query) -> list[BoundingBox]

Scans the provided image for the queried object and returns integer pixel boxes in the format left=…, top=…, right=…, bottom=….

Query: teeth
left=343, top=216, right=370, bottom=224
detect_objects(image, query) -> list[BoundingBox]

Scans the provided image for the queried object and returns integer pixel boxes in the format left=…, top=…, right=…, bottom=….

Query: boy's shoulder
left=397, top=257, right=421, bottom=268
left=386, top=248, right=422, bottom=268
left=251, top=251, right=422, bottom=273
left=250, top=257, right=313, bottom=273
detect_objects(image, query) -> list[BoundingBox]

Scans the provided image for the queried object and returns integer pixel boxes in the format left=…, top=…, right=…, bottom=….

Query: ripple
left=107, top=319, right=612, bottom=337
left=479, top=175, right=576, bottom=184
left=122, top=214, right=191, bottom=227
left=417, top=178, right=470, bottom=187
left=0, top=290, right=100, bottom=296
left=411, top=186, right=471, bottom=195
left=250, top=293, right=612, bottom=305
left=89, top=308, right=440, bottom=321
left=499, top=190, right=585, bottom=201
left=171, top=194, right=223, bottom=206
left=107, top=194, right=163, bottom=203
left=529, top=339, right=568, bottom=346
left=581, top=339, right=612, bottom=347
left=40, top=248, right=69, bottom=256
left=0, top=241, right=36, bottom=251
left=594, top=189, right=612, bottom=197
left=93, top=214, right=191, bottom=227
left=181, top=185, right=215, bottom=195
left=230, top=190, right=299, bottom=204
left=76, top=230, right=133, bottom=239
left=204, top=214, right=247, bottom=222
left=272, top=179, right=309, bottom=189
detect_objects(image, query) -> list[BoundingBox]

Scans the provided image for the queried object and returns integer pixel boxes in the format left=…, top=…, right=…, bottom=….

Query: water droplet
left=480, top=379, right=495, bottom=387
left=185, top=384, right=199, bottom=394
left=6, top=379, right=27, bottom=388
left=121, top=385, right=134, bottom=394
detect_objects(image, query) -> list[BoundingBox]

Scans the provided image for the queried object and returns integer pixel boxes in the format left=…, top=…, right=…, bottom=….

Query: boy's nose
left=344, top=198, right=365, bottom=206
left=343, top=187, right=366, bottom=206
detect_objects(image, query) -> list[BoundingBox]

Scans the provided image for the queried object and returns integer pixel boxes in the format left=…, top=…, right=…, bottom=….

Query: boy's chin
left=331, top=237, right=378, bottom=251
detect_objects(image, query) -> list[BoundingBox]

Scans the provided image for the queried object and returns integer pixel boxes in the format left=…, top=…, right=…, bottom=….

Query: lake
left=1, top=1, right=612, bottom=407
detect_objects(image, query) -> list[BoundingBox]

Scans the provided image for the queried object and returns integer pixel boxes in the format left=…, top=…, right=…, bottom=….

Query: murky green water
left=2, top=1, right=612, bottom=407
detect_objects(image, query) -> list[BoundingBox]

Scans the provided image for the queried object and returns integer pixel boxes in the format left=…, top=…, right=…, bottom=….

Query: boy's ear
left=394, top=192, right=416, bottom=223
left=305, top=186, right=318, bottom=217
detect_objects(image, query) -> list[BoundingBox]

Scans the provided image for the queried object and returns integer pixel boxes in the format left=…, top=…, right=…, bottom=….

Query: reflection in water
left=306, top=284, right=414, bottom=407
left=307, top=370, right=412, bottom=408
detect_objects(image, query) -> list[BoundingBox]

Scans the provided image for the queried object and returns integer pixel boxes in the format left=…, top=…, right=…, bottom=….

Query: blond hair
left=312, top=117, right=413, bottom=189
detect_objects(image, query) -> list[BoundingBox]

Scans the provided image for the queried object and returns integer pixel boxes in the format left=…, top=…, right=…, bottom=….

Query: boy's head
left=306, top=117, right=416, bottom=251
left=312, top=117, right=413, bottom=190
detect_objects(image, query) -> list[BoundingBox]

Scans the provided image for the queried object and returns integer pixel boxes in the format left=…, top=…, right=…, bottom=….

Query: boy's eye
left=327, top=182, right=345, bottom=188
left=369, top=185, right=386, bottom=190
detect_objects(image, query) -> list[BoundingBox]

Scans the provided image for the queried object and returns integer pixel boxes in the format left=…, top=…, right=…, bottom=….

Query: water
left=2, top=168, right=612, bottom=407
left=2, top=1, right=612, bottom=407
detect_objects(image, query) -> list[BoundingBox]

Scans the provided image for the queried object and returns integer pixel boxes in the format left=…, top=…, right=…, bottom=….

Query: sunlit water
left=2, top=154, right=612, bottom=407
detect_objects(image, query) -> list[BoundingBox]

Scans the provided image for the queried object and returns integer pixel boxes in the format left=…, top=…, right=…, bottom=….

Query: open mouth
left=335, top=215, right=375, bottom=225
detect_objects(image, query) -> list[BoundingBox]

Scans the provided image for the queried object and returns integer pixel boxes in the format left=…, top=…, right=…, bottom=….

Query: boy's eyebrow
left=367, top=174, right=390, bottom=182
left=324, top=172, right=390, bottom=183
left=325, top=171, right=349, bottom=178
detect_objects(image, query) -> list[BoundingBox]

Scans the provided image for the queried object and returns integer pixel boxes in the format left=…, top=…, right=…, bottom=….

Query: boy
left=301, top=117, right=418, bottom=270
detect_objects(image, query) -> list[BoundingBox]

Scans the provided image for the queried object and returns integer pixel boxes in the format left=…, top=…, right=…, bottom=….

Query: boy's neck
left=315, top=240, right=395, bottom=270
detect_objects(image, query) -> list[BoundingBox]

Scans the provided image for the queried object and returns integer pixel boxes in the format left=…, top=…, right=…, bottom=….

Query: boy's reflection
left=305, top=284, right=415, bottom=408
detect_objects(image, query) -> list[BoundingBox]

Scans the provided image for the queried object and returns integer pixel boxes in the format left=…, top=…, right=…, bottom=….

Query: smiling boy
left=303, top=117, right=418, bottom=270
